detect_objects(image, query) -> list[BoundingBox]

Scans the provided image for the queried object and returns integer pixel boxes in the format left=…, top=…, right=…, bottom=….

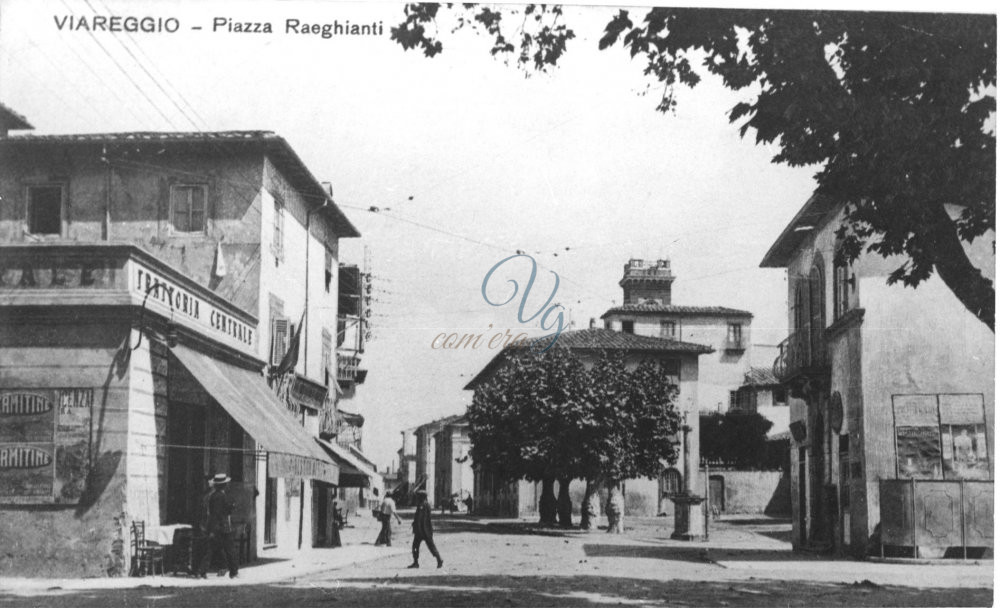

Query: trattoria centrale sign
left=129, top=260, right=256, bottom=352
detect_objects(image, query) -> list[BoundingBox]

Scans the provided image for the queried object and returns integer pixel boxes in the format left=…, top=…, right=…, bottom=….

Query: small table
left=146, top=525, right=193, bottom=575
left=146, top=524, right=192, bottom=546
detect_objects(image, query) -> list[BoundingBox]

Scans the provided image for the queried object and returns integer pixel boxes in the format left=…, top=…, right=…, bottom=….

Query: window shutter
left=271, top=318, right=289, bottom=365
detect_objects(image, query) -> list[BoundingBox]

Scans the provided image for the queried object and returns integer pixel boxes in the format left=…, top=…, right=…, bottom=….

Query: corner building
left=761, top=193, right=994, bottom=557
left=0, top=128, right=361, bottom=576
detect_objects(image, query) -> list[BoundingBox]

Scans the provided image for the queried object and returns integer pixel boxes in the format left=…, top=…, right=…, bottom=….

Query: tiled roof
left=601, top=304, right=753, bottom=318
left=1, top=130, right=360, bottom=238
left=464, top=328, right=713, bottom=390
left=548, top=328, right=714, bottom=353
left=414, top=413, right=466, bottom=433
left=744, top=366, right=780, bottom=387
left=0, top=102, right=32, bottom=130
left=3, top=130, right=274, bottom=143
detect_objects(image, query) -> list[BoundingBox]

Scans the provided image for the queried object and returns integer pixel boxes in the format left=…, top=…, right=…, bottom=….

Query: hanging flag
left=214, top=241, right=228, bottom=278
left=271, top=311, right=305, bottom=378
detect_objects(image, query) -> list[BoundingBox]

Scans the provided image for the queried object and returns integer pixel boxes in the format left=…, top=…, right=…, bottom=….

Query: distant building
left=729, top=366, right=790, bottom=437
left=601, top=258, right=753, bottom=413
left=433, top=417, right=473, bottom=510
left=396, top=427, right=417, bottom=490
left=761, top=193, right=994, bottom=557
left=412, top=414, right=465, bottom=508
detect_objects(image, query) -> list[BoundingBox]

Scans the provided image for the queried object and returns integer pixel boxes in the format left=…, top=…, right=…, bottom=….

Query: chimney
left=0, top=103, right=34, bottom=138
left=589, top=318, right=597, bottom=329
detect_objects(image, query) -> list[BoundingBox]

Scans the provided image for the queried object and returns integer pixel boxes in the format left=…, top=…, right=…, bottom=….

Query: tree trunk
left=605, top=479, right=625, bottom=534
left=923, top=203, right=995, bottom=332
left=580, top=477, right=602, bottom=531
left=538, top=476, right=557, bottom=526
left=556, top=477, right=573, bottom=528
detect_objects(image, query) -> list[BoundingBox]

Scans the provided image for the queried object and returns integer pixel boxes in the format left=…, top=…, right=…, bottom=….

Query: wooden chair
left=130, top=521, right=166, bottom=576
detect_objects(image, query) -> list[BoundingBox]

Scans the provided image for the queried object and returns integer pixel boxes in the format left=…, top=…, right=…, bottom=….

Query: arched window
left=808, top=263, right=825, bottom=365
left=660, top=468, right=682, bottom=496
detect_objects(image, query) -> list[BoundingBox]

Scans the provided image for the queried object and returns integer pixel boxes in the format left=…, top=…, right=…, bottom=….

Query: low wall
left=710, top=470, right=790, bottom=516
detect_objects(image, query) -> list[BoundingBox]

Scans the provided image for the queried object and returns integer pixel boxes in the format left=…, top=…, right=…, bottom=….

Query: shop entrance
left=166, top=401, right=206, bottom=525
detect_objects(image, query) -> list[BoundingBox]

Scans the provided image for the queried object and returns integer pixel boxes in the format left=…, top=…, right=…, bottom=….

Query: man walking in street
left=408, top=490, right=443, bottom=569
left=374, top=487, right=402, bottom=546
left=197, top=473, right=238, bottom=579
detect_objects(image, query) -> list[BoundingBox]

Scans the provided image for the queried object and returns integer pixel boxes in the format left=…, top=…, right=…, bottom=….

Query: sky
left=1, top=0, right=991, bottom=470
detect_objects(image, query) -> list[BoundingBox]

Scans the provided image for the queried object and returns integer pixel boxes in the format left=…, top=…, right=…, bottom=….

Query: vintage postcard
left=0, top=0, right=994, bottom=605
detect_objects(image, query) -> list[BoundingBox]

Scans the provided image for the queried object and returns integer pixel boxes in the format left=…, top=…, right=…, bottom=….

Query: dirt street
left=2, top=514, right=992, bottom=607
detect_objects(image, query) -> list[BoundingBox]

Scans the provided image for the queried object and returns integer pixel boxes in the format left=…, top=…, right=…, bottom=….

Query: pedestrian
left=408, top=490, right=443, bottom=569
left=330, top=499, right=343, bottom=548
left=196, top=473, right=238, bottom=579
left=374, top=487, right=402, bottom=546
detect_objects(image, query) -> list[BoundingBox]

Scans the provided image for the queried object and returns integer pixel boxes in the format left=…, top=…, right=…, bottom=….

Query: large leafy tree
left=393, top=7, right=996, bottom=330
left=467, top=347, right=588, bottom=526
left=468, top=348, right=681, bottom=532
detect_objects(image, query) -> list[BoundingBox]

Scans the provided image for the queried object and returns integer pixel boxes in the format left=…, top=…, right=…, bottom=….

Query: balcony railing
left=337, top=355, right=367, bottom=384
left=773, top=328, right=829, bottom=381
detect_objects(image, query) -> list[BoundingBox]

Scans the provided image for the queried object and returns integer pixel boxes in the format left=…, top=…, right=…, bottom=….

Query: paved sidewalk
left=0, top=513, right=409, bottom=595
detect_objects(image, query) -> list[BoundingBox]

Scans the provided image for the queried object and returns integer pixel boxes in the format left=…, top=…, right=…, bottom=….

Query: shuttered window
left=170, top=184, right=207, bottom=233
left=271, top=318, right=290, bottom=366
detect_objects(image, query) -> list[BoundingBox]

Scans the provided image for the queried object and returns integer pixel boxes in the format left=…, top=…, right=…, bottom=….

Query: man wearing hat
left=197, top=473, right=239, bottom=579
left=409, top=490, right=443, bottom=569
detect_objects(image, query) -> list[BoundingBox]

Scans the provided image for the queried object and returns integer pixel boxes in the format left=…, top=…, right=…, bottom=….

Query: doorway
left=264, top=472, right=278, bottom=546
left=166, top=401, right=206, bottom=525
left=709, top=475, right=725, bottom=516
left=798, top=447, right=807, bottom=545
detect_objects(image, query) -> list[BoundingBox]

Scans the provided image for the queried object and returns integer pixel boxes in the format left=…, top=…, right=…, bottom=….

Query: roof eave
left=599, top=309, right=753, bottom=320
left=759, top=193, right=839, bottom=268
left=463, top=340, right=713, bottom=390
left=263, top=136, right=361, bottom=239
left=1, top=131, right=362, bottom=239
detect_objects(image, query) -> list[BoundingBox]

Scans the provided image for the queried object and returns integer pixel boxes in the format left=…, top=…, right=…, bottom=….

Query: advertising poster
left=895, top=426, right=943, bottom=479
left=0, top=391, right=56, bottom=501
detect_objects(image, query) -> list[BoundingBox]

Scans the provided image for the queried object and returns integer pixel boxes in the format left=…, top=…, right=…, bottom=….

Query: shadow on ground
left=717, top=517, right=792, bottom=526
left=583, top=543, right=833, bottom=563
left=429, top=517, right=602, bottom=538
left=4, top=575, right=990, bottom=607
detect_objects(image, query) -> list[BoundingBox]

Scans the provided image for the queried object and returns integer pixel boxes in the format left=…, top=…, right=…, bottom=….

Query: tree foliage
left=392, top=6, right=997, bottom=330
left=467, top=348, right=682, bottom=488
left=700, top=411, right=775, bottom=469
left=467, top=347, right=588, bottom=483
